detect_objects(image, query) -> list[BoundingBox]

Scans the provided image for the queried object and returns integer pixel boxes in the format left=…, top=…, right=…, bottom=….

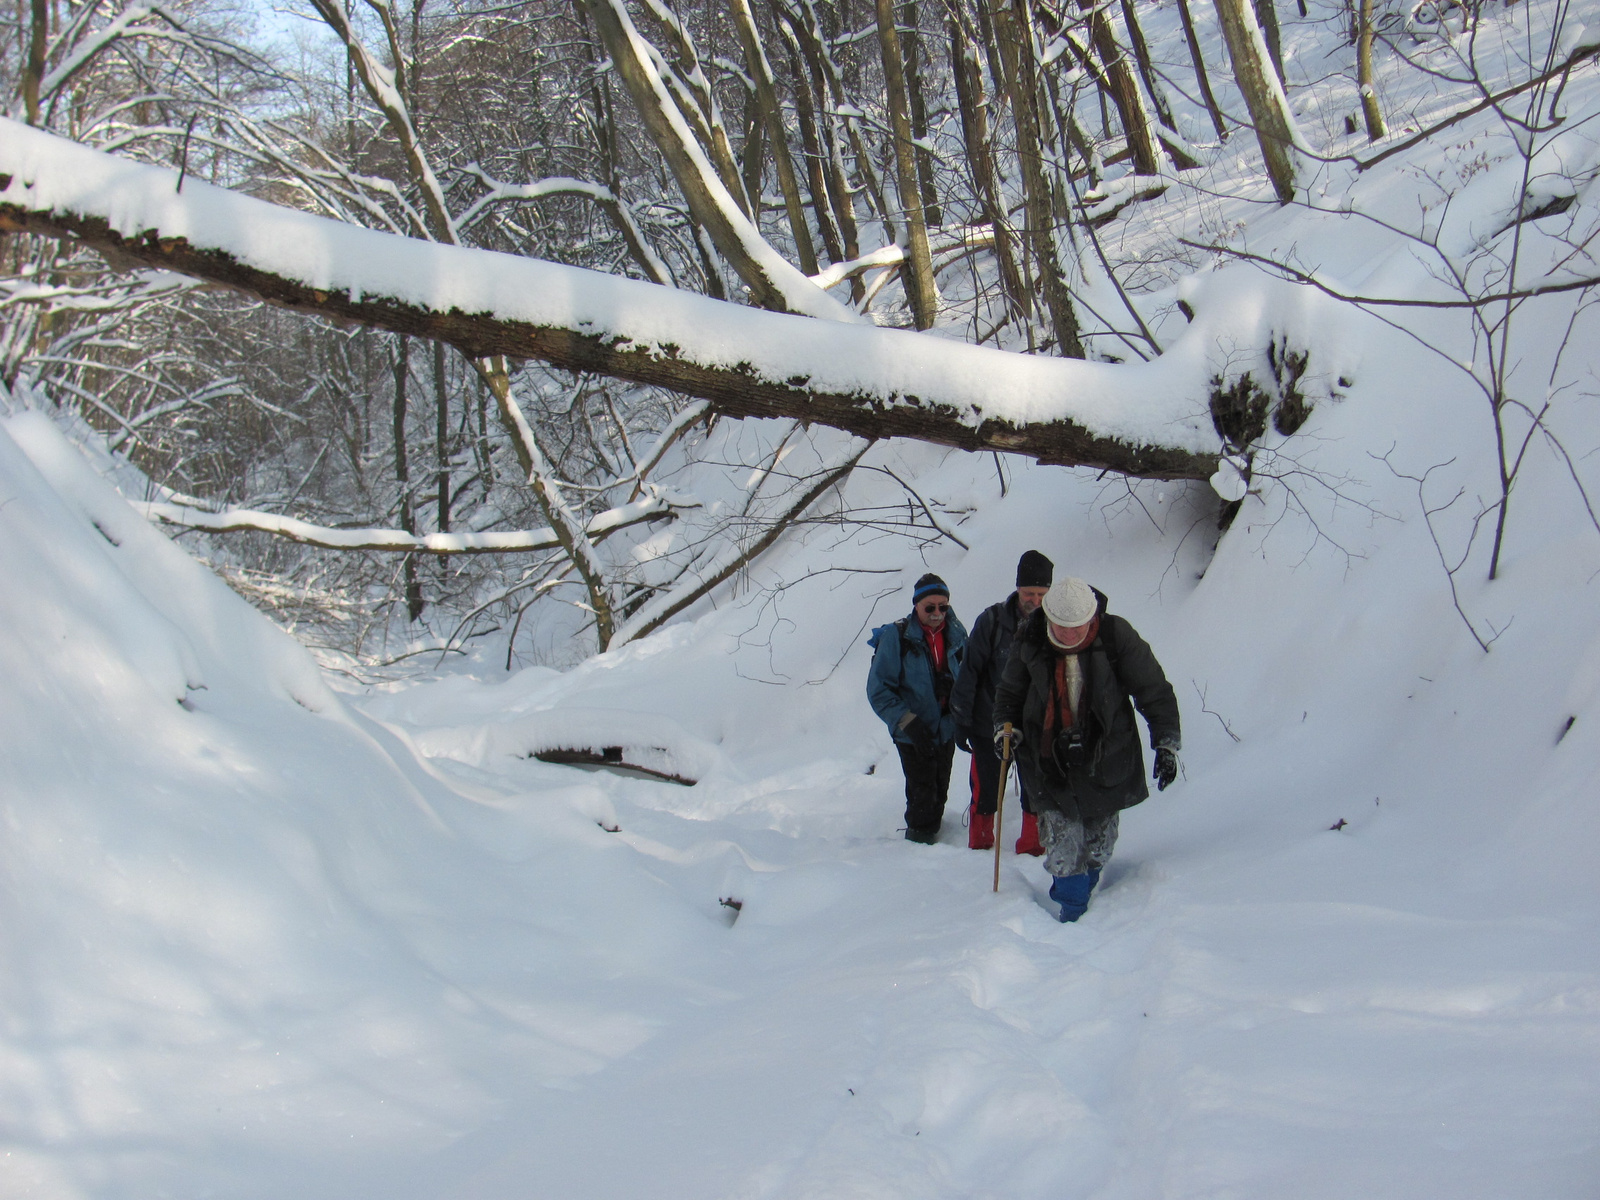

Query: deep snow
left=5, top=0, right=1600, bottom=1193
left=3, top=267, right=1598, bottom=1195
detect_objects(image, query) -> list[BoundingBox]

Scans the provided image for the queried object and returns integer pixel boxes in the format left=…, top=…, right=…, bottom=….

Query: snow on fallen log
left=410, top=706, right=727, bottom=788
left=0, top=120, right=1226, bottom=482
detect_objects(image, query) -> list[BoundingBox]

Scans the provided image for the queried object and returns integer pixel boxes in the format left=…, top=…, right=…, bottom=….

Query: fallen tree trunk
left=0, top=121, right=1222, bottom=482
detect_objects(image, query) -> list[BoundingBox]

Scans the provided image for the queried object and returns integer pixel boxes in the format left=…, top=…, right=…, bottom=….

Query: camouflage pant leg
left=1039, top=810, right=1120, bottom=877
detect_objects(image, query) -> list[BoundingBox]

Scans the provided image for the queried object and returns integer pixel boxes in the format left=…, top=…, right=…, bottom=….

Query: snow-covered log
left=0, top=120, right=1223, bottom=482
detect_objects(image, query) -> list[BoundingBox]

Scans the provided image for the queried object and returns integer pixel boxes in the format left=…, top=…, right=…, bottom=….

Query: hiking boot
left=1014, top=811, right=1044, bottom=856
left=967, top=806, right=995, bottom=850
left=1048, top=868, right=1103, bottom=922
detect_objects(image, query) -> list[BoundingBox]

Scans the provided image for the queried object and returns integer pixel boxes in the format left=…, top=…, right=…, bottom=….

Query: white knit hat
left=1042, top=577, right=1097, bottom=627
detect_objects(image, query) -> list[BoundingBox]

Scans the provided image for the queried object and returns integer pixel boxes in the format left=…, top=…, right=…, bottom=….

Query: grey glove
left=1154, top=746, right=1179, bottom=791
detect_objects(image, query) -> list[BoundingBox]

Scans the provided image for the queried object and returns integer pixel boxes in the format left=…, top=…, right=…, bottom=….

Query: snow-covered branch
left=139, top=489, right=696, bottom=554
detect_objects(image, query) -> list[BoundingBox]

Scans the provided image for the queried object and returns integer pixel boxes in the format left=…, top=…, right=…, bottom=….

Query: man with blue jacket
left=868, top=573, right=968, bottom=843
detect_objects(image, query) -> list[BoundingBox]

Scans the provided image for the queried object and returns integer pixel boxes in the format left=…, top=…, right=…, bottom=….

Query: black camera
left=1052, top=727, right=1087, bottom=772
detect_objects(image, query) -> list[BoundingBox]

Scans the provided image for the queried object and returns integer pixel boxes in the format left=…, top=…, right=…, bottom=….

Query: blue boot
left=1049, top=868, right=1103, bottom=922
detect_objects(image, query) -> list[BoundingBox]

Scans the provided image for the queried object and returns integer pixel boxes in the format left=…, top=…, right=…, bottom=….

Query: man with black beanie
left=867, top=573, right=968, bottom=842
left=951, top=551, right=1052, bottom=853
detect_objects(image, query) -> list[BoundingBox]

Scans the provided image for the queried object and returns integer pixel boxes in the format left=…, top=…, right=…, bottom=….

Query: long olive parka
left=991, top=588, right=1180, bottom=824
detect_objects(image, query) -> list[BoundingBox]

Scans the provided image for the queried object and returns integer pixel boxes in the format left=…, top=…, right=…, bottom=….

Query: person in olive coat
left=992, top=576, right=1180, bottom=920
left=867, top=573, right=968, bottom=843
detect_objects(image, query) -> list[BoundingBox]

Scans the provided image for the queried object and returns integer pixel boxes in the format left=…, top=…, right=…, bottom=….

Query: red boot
left=1014, top=811, right=1044, bottom=856
left=968, top=806, right=995, bottom=850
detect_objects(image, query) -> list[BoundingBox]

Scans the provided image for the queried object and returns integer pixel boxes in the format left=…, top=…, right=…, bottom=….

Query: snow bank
left=0, top=411, right=731, bottom=1199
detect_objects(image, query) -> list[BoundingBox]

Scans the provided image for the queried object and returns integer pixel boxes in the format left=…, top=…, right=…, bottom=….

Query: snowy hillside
left=3, top=239, right=1598, bottom=1195
left=5, top=0, right=1600, bottom=1193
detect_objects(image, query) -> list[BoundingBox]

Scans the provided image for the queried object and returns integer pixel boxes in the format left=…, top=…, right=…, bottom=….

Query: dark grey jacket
left=949, top=592, right=1024, bottom=740
left=992, top=590, right=1180, bottom=824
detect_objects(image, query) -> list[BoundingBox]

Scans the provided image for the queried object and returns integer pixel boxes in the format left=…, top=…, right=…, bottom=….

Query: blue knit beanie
left=912, top=573, right=950, bottom=603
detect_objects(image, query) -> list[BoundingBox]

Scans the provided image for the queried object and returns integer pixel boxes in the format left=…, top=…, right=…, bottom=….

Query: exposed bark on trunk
left=1357, top=0, right=1386, bottom=140
left=1080, top=0, right=1165, bottom=175
left=473, top=356, right=617, bottom=648
left=433, top=339, right=451, bottom=533
left=775, top=17, right=845, bottom=264
left=637, top=0, right=754, bottom=216
left=787, top=0, right=890, bottom=246
left=582, top=0, right=832, bottom=316
left=24, top=0, right=47, bottom=126
left=876, top=0, right=940, bottom=328
left=1212, top=0, right=1300, bottom=202
left=739, top=86, right=767, bottom=229
left=1119, top=0, right=1177, bottom=131
left=392, top=336, right=425, bottom=621
left=730, top=0, right=820, bottom=276
left=309, top=0, right=455, bottom=241
left=1254, top=0, right=1287, bottom=86
left=1176, top=0, right=1230, bottom=140
left=950, top=6, right=1028, bottom=325
left=991, top=0, right=1085, bottom=357
left=902, top=0, right=944, bottom=228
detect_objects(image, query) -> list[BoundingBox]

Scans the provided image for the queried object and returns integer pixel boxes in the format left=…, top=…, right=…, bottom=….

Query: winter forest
left=2, top=0, right=1599, bottom=1192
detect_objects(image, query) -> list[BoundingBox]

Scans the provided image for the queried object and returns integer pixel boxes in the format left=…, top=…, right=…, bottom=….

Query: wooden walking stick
left=993, top=723, right=1014, bottom=893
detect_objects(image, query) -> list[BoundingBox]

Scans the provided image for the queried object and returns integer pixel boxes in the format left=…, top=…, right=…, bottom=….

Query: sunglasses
left=919, top=602, right=950, bottom=613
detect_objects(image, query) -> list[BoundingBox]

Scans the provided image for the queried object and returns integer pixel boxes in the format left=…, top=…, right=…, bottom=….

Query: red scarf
left=1043, top=616, right=1098, bottom=736
left=1044, top=654, right=1075, bottom=737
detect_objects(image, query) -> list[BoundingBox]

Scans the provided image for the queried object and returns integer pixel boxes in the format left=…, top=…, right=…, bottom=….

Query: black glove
left=993, top=724, right=1021, bottom=757
left=901, top=714, right=938, bottom=758
left=954, top=726, right=973, bottom=753
left=1153, top=746, right=1179, bottom=791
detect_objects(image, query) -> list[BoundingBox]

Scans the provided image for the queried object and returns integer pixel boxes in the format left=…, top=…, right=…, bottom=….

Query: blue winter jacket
left=866, top=611, right=969, bottom=746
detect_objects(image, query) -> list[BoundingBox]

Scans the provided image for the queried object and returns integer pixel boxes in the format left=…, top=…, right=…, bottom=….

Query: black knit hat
left=912, top=572, right=950, bottom=602
left=1016, top=550, right=1054, bottom=589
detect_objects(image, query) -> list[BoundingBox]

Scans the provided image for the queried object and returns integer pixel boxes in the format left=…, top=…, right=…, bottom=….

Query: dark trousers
left=896, top=740, right=956, bottom=834
left=967, top=736, right=1033, bottom=817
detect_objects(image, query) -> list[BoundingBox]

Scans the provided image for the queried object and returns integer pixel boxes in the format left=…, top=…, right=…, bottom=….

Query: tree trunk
left=1212, top=0, right=1301, bottom=203
left=23, top=0, right=47, bottom=127
left=392, top=336, right=425, bottom=621
left=788, top=0, right=888, bottom=247
left=991, top=0, right=1085, bottom=357
left=1254, top=0, right=1287, bottom=86
left=637, top=0, right=754, bottom=216
left=950, top=6, right=1028, bottom=326
left=1358, top=0, right=1386, bottom=140
left=1176, top=0, right=1229, bottom=140
left=1081, top=0, right=1165, bottom=175
left=902, top=0, right=944, bottom=227
left=876, top=0, right=940, bottom=328
left=433, top=340, right=451, bottom=533
left=474, top=356, right=617, bottom=649
left=775, top=16, right=845, bottom=265
left=581, top=0, right=839, bottom=317
left=1120, top=0, right=1177, bottom=132
left=730, top=0, right=820, bottom=276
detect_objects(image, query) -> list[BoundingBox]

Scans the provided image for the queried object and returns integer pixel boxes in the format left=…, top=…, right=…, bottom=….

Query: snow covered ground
left=5, top=1, right=1600, bottom=1193
left=3, top=249, right=1598, bottom=1197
